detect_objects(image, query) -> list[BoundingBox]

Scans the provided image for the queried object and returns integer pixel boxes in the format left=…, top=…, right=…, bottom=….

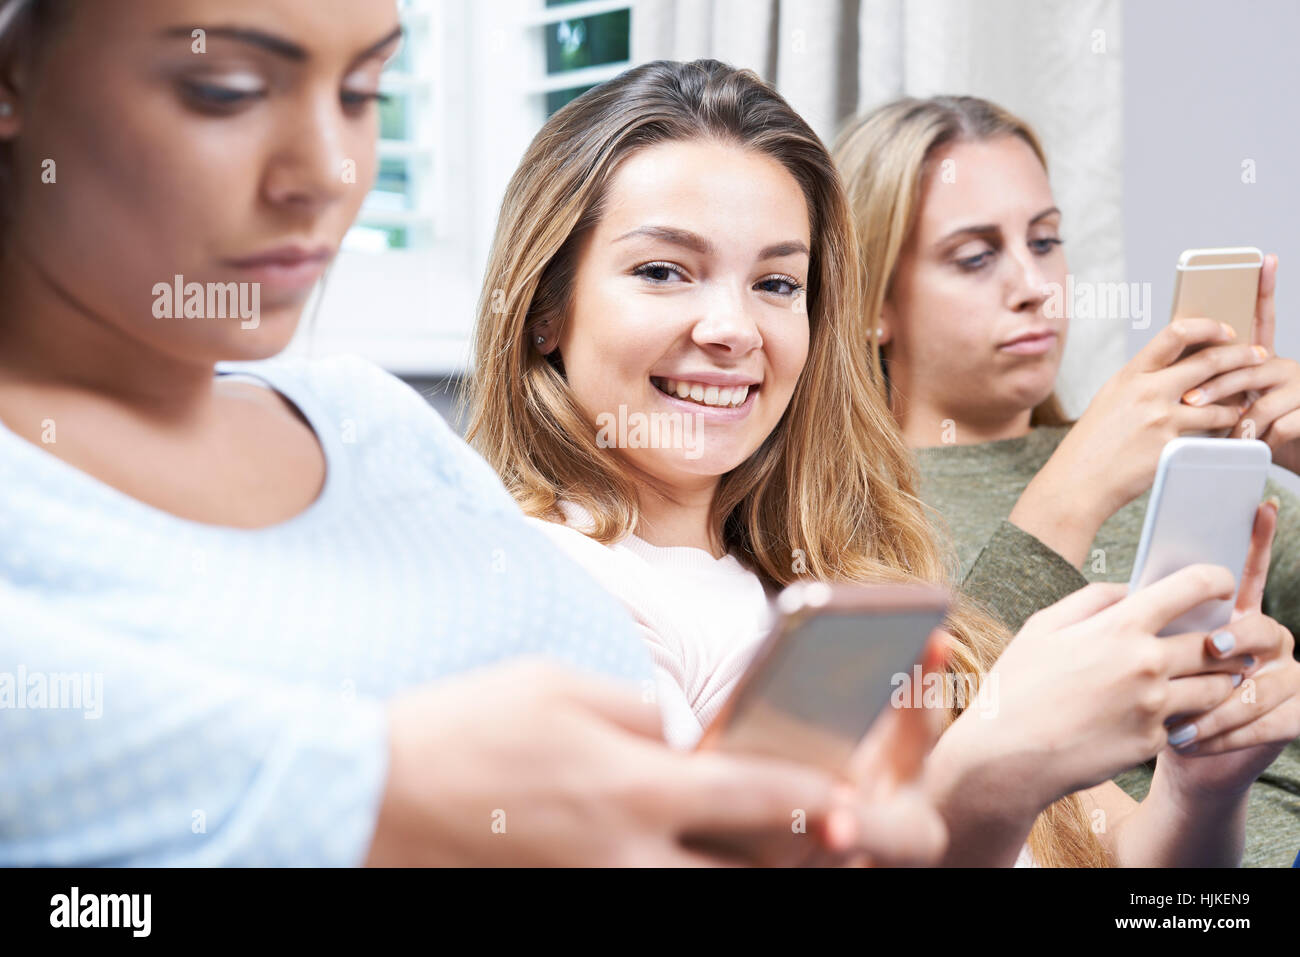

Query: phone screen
left=709, top=606, right=945, bottom=772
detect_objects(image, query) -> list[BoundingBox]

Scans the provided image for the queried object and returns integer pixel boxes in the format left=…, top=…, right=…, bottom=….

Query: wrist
left=1150, top=753, right=1253, bottom=816
left=1010, top=465, right=1110, bottom=567
left=924, top=712, right=1050, bottom=860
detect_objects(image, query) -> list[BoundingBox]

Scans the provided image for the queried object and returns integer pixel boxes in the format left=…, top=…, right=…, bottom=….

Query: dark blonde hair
left=834, top=94, right=1070, bottom=427
left=465, top=60, right=1107, bottom=866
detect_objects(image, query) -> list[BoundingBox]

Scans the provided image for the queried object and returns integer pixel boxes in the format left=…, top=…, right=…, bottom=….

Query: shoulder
left=220, top=354, right=517, bottom=513
left=524, top=508, right=624, bottom=571
left=218, top=354, right=439, bottom=432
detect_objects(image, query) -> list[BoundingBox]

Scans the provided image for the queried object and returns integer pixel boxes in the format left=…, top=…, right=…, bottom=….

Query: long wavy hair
left=464, top=59, right=1106, bottom=867
left=833, top=94, right=1071, bottom=427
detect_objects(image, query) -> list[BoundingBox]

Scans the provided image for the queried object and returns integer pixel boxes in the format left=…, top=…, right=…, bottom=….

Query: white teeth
left=655, top=378, right=754, bottom=408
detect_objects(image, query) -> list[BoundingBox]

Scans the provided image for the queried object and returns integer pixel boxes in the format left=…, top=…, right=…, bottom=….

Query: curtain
left=631, top=0, right=1125, bottom=416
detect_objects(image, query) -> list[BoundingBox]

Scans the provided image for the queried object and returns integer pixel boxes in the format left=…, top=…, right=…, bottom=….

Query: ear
left=874, top=301, right=895, bottom=347
left=532, top=318, right=559, bottom=356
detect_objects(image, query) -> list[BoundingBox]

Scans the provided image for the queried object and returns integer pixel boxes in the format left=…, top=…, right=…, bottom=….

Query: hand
left=1156, top=499, right=1300, bottom=798
left=968, top=566, right=1249, bottom=807
left=1011, top=318, right=1260, bottom=566
left=1186, top=256, right=1300, bottom=473
left=364, top=660, right=842, bottom=866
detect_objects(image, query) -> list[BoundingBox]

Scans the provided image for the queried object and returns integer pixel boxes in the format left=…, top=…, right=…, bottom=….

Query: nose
left=1006, top=246, right=1052, bottom=314
left=261, top=91, right=353, bottom=213
left=691, top=282, right=764, bottom=355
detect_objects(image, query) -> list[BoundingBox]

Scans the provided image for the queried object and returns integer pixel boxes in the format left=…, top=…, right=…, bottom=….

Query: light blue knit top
left=0, top=355, right=652, bottom=865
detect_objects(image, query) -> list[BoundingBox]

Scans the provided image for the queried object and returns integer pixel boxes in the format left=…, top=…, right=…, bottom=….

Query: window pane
left=344, top=224, right=410, bottom=253
left=546, top=85, right=596, bottom=116
left=379, top=93, right=409, bottom=141
left=370, top=158, right=413, bottom=211
left=545, top=9, right=629, bottom=75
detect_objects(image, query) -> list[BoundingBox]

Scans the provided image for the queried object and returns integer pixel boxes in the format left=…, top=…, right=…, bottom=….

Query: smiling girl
left=466, top=58, right=1300, bottom=866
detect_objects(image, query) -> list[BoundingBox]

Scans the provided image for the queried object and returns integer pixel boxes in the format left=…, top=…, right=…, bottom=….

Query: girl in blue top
left=0, top=0, right=945, bottom=866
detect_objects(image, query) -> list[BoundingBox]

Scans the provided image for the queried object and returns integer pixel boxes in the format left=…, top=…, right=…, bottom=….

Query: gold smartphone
left=1171, top=246, right=1263, bottom=342
left=695, top=581, right=950, bottom=774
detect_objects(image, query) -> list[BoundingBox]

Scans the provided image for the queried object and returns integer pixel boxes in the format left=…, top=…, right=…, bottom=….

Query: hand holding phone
left=1128, top=437, right=1271, bottom=635
left=696, top=581, right=949, bottom=772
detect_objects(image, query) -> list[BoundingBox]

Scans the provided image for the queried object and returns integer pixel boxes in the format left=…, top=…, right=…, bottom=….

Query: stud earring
left=535, top=335, right=545, bottom=346
left=0, top=102, right=12, bottom=117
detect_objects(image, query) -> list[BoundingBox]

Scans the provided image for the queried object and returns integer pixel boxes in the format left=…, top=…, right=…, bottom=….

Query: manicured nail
left=1182, top=388, right=1206, bottom=406
left=1220, top=322, right=1236, bottom=339
left=1211, top=630, right=1236, bottom=654
left=1168, top=723, right=1198, bottom=747
left=1243, top=655, right=1256, bottom=670
left=1254, top=345, right=1270, bottom=360
left=1266, top=495, right=1281, bottom=513
left=1232, top=673, right=1243, bottom=688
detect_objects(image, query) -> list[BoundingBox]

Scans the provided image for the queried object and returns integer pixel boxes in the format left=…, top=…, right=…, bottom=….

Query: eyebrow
left=163, top=24, right=404, bottom=64
left=936, top=206, right=1061, bottom=245
left=613, top=225, right=810, bottom=261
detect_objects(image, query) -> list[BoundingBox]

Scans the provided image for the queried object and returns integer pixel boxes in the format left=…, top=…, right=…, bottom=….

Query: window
left=287, top=0, right=633, bottom=378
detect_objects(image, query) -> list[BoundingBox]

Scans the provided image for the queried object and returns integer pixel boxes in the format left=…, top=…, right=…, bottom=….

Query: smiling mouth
left=651, top=377, right=756, bottom=408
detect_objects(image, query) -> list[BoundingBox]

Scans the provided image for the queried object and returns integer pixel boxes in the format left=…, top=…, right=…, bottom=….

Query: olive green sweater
left=916, top=425, right=1300, bottom=867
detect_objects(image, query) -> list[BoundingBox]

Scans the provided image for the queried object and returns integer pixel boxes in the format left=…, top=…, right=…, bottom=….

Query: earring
left=874, top=327, right=884, bottom=337
left=535, top=335, right=545, bottom=346
left=0, top=102, right=12, bottom=117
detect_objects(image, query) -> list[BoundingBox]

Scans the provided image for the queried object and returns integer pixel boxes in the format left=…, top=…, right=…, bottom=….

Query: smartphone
left=1128, top=437, right=1271, bottom=636
left=695, top=580, right=949, bottom=774
left=1171, top=246, right=1263, bottom=343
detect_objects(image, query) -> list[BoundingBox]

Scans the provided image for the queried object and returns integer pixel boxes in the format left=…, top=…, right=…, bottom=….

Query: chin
left=623, top=445, right=750, bottom=486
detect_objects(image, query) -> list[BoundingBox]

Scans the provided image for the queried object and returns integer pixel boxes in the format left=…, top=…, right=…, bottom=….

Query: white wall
left=1122, top=0, right=1300, bottom=493
left=1122, top=0, right=1299, bottom=358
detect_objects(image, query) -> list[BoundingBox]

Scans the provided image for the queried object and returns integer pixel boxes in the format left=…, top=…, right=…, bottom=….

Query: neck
left=633, top=473, right=723, bottom=557
left=0, top=244, right=218, bottom=421
left=892, top=385, right=1035, bottom=448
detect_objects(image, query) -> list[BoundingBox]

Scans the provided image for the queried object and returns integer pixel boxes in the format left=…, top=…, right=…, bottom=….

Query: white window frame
left=286, top=0, right=632, bottom=377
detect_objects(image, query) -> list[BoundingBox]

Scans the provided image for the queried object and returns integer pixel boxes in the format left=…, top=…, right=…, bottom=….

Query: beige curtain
left=631, top=0, right=1125, bottom=416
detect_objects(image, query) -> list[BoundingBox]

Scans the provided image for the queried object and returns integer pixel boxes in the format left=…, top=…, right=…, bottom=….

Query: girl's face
left=884, top=135, right=1068, bottom=427
left=557, top=139, right=812, bottom=494
left=2, top=0, right=400, bottom=363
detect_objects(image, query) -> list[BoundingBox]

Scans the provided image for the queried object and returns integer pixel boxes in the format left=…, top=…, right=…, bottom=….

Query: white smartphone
left=696, top=580, right=949, bottom=774
left=1128, top=437, right=1271, bottom=635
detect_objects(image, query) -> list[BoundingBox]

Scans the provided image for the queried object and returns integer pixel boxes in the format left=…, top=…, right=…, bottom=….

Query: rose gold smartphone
left=695, top=581, right=950, bottom=775
left=1171, top=246, right=1263, bottom=343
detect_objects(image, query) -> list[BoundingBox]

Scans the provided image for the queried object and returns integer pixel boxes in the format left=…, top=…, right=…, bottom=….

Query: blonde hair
left=464, top=61, right=1105, bottom=866
left=834, top=95, right=1070, bottom=427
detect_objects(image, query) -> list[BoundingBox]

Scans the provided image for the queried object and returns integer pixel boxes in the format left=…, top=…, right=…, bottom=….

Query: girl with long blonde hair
left=834, top=94, right=1300, bottom=866
left=466, top=59, right=1280, bottom=866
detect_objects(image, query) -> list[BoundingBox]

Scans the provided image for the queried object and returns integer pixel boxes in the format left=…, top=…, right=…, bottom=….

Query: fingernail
left=1232, top=673, right=1243, bottom=687
left=1211, top=630, right=1236, bottom=653
left=1168, top=723, right=1198, bottom=747
left=1254, top=345, right=1270, bottom=360
left=1266, top=495, right=1281, bottom=513
left=1182, top=388, right=1206, bottom=406
left=1220, top=322, right=1236, bottom=339
left=1243, top=655, right=1256, bottom=670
